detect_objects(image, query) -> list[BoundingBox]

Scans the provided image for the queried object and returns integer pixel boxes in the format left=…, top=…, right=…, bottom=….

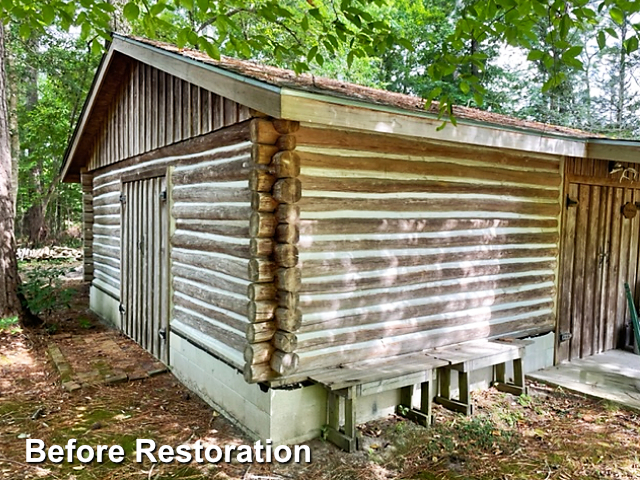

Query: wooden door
left=120, top=175, right=170, bottom=363
left=557, top=182, right=640, bottom=362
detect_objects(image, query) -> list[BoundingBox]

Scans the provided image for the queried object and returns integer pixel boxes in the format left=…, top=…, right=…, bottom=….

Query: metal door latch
left=559, top=332, right=573, bottom=342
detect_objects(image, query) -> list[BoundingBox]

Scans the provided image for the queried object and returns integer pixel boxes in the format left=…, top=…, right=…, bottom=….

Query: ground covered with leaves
left=1, top=260, right=640, bottom=479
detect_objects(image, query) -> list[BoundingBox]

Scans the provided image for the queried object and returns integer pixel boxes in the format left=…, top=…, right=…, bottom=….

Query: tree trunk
left=5, top=28, right=19, bottom=215
left=617, top=19, right=627, bottom=130
left=0, top=22, right=21, bottom=319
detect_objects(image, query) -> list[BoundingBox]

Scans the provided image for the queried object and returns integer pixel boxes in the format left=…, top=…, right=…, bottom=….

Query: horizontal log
left=174, top=308, right=245, bottom=353
left=301, top=259, right=556, bottom=295
left=250, top=118, right=280, bottom=145
left=172, top=154, right=251, bottom=185
left=275, top=307, right=302, bottom=333
left=93, top=254, right=120, bottom=270
left=297, top=196, right=560, bottom=218
left=276, top=223, right=300, bottom=244
left=295, top=315, right=554, bottom=373
left=300, top=285, right=556, bottom=333
left=244, top=342, right=275, bottom=365
left=172, top=203, right=251, bottom=221
left=93, top=181, right=120, bottom=196
left=244, top=362, right=277, bottom=383
left=302, top=231, right=559, bottom=254
left=175, top=219, right=249, bottom=238
left=277, top=290, right=300, bottom=310
left=273, top=178, right=302, bottom=204
left=93, top=205, right=120, bottom=216
left=174, top=278, right=248, bottom=316
left=172, top=232, right=250, bottom=259
left=302, top=272, right=554, bottom=315
left=299, top=175, right=559, bottom=200
left=250, top=212, right=277, bottom=238
left=301, top=247, right=558, bottom=278
left=270, top=151, right=300, bottom=178
left=276, top=267, right=302, bottom=292
left=299, top=217, right=557, bottom=236
left=299, top=151, right=561, bottom=189
left=299, top=300, right=555, bottom=352
left=251, top=192, right=278, bottom=213
left=246, top=321, right=277, bottom=343
left=93, top=244, right=121, bottom=259
left=249, top=258, right=277, bottom=283
left=248, top=282, right=277, bottom=301
left=93, top=225, right=121, bottom=237
left=273, top=119, right=300, bottom=134
left=248, top=300, right=278, bottom=323
left=172, top=263, right=247, bottom=297
left=276, top=204, right=300, bottom=224
left=174, top=294, right=247, bottom=334
left=93, top=193, right=120, bottom=207
left=93, top=270, right=120, bottom=290
left=250, top=237, right=274, bottom=257
left=296, top=126, right=561, bottom=171
left=172, top=185, right=251, bottom=204
left=249, top=169, right=276, bottom=192
left=275, top=243, right=299, bottom=268
left=276, top=134, right=296, bottom=151
left=273, top=331, right=298, bottom=353
left=172, top=249, right=247, bottom=280
left=271, top=351, right=299, bottom=375
left=252, top=143, right=279, bottom=165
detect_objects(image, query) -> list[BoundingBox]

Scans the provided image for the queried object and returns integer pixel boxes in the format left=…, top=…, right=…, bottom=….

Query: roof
left=132, top=36, right=594, bottom=140
left=61, top=34, right=640, bottom=183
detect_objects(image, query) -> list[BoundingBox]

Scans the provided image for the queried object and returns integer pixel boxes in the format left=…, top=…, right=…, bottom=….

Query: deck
left=528, top=350, right=640, bottom=411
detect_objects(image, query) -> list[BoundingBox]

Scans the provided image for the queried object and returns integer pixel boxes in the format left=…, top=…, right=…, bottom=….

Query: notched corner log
left=270, top=351, right=299, bottom=375
left=272, top=178, right=302, bottom=204
left=244, top=342, right=275, bottom=365
left=276, top=135, right=297, bottom=152
left=275, top=307, right=302, bottom=333
left=276, top=267, right=302, bottom=292
left=248, top=258, right=277, bottom=283
left=248, top=300, right=278, bottom=323
left=273, top=331, right=298, bottom=353
left=275, top=204, right=300, bottom=224
left=250, top=118, right=280, bottom=145
left=273, top=119, right=300, bottom=134
left=276, top=223, right=300, bottom=244
left=252, top=143, right=279, bottom=165
left=274, top=243, right=299, bottom=268
left=244, top=362, right=277, bottom=383
left=277, top=290, right=300, bottom=310
left=249, top=169, right=276, bottom=193
left=248, top=282, right=277, bottom=301
left=250, top=237, right=275, bottom=257
left=271, top=151, right=300, bottom=178
left=250, top=212, right=277, bottom=238
left=246, top=321, right=277, bottom=343
left=251, top=192, right=278, bottom=213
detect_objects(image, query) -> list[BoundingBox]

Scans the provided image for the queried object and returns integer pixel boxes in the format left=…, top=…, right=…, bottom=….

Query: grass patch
left=0, top=316, right=21, bottom=334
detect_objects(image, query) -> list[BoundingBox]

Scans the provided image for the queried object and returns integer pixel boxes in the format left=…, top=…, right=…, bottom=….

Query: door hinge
left=119, top=194, right=127, bottom=204
left=118, top=303, right=125, bottom=315
left=566, top=196, right=578, bottom=208
left=160, top=190, right=167, bottom=201
left=158, top=328, right=167, bottom=341
left=559, top=332, right=573, bottom=343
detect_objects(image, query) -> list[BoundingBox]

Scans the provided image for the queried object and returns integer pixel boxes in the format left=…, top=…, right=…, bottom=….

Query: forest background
left=5, top=0, right=640, bottom=248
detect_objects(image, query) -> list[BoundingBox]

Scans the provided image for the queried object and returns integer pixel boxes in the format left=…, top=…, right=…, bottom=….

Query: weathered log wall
left=87, top=61, right=251, bottom=172
left=170, top=125, right=253, bottom=370
left=90, top=120, right=253, bottom=371
left=292, top=125, right=563, bottom=373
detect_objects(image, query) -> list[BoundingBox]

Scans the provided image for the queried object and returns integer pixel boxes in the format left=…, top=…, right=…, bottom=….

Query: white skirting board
left=89, top=285, right=121, bottom=329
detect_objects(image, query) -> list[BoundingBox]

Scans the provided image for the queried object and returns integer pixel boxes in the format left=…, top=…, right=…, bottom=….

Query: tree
left=0, top=22, right=21, bottom=319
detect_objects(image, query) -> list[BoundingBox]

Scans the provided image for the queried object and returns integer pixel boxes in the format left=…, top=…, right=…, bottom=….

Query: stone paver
left=47, top=330, right=167, bottom=391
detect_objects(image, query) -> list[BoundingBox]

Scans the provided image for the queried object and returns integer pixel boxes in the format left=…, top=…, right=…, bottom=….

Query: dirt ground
left=1, top=260, right=640, bottom=479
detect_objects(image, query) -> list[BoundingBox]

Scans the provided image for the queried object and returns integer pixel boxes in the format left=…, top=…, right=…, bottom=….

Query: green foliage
left=18, top=266, right=76, bottom=315
left=0, top=316, right=20, bottom=333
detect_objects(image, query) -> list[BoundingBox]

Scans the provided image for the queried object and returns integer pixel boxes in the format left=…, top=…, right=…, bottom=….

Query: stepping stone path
left=47, top=331, right=167, bottom=391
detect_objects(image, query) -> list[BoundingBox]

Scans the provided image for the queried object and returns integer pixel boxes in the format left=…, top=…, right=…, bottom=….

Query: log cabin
left=61, top=34, right=640, bottom=447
